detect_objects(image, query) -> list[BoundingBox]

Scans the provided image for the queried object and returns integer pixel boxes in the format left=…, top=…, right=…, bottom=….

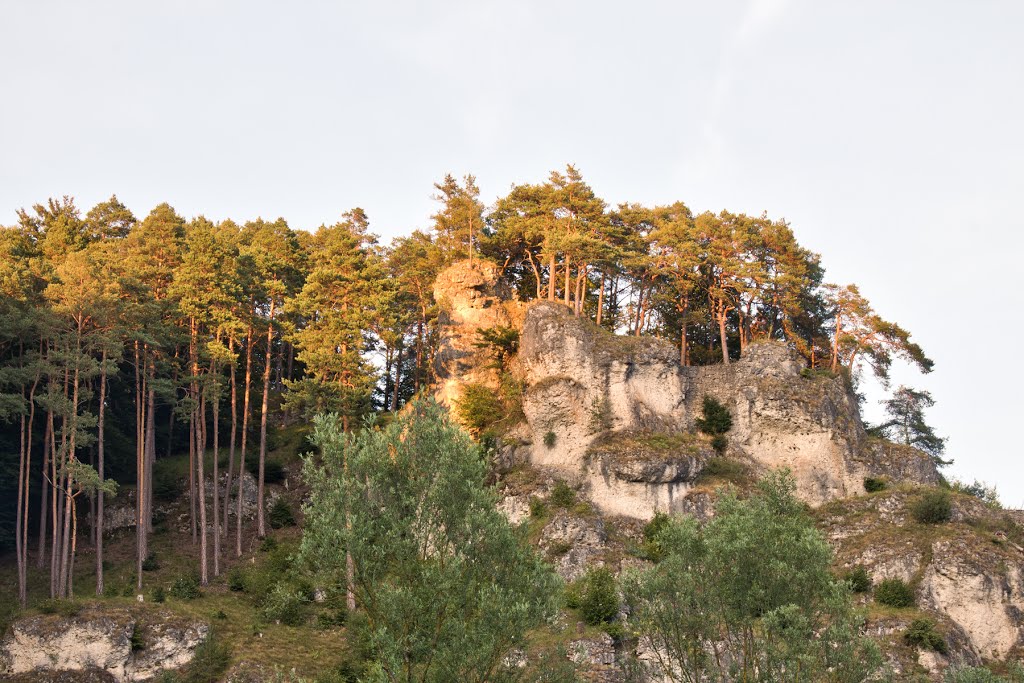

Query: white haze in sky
left=2, top=1, right=1022, bottom=503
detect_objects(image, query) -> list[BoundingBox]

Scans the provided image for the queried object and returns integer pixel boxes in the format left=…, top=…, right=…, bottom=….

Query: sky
left=2, top=1, right=1022, bottom=504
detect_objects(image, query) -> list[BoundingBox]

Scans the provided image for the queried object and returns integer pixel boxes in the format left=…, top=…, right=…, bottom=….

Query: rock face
left=433, top=260, right=521, bottom=409
left=490, top=299, right=937, bottom=517
left=0, top=608, right=208, bottom=682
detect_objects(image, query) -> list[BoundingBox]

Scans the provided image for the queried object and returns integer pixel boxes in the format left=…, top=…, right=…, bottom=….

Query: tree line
left=0, top=165, right=932, bottom=606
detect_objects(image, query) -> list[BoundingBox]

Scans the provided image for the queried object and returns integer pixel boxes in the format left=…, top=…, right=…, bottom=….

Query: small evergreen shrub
left=640, top=512, right=671, bottom=562
left=529, top=497, right=548, bottom=519
left=455, top=383, right=505, bottom=435
left=563, top=580, right=583, bottom=610
left=710, top=434, right=728, bottom=454
left=227, top=567, right=246, bottom=592
left=153, top=469, right=183, bottom=501
left=844, top=565, right=872, bottom=593
left=543, top=430, right=557, bottom=449
left=260, top=535, right=278, bottom=552
left=580, top=566, right=619, bottom=625
left=37, top=599, right=81, bottom=617
left=178, top=634, right=230, bottom=683
left=944, top=663, right=1024, bottom=683
left=911, top=488, right=953, bottom=524
left=695, top=396, right=732, bottom=435
left=269, top=498, right=296, bottom=529
left=550, top=480, right=576, bottom=508
left=130, top=626, right=146, bottom=652
left=142, top=552, right=160, bottom=571
left=863, top=477, right=887, bottom=493
left=875, top=578, right=915, bottom=608
left=247, top=458, right=286, bottom=484
left=151, top=586, right=166, bottom=603
left=169, top=575, right=201, bottom=600
left=699, top=456, right=747, bottom=481
left=904, top=617, right=947, bottom=654
left=262, top=585, right=306, bottom=626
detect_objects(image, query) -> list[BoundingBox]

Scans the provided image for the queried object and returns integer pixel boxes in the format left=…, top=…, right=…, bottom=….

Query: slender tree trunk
left=392, top=339, right=403, bottom=411
left=96, top=351, right=107, bottom=596
left=564, top=257, right=572, bottom=307
left=236, top=326, right=254, bottom=556
left=224, top=336, right=237, bottom=540
left=197, top=386, right=208, bottom=585
left=37, top=417, right=51, bottom=569
left=15, top=398, right=26, bottom=606
left=48, top=408, right=60, bottom=596
left=211, top=355, right=220, bottom=576
left=596, top=270, right=606, bottom=327
left=257, top=301, right=275, bottom=539
left=548, top=253, right=556, bottom=301
left=145, top=367, right=156, bottom=533
left=718, top=308, right=730, bottom=365
left=135, top=344, right=146, bottom=593
left=58, top=332, right=82, bottom=599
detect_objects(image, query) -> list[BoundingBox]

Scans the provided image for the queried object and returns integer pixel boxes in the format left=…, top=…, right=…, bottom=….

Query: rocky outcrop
left=0, top=608, right=208, bottom=682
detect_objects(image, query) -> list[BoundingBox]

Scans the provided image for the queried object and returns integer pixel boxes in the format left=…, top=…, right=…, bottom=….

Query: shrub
left=37, top=599, right=81, bottom=617
left=269, top=498, right=296, bottom=529
left=260, top=535, right=278, bottom=552
left=178, top=634, right=231, bottom=683
left=844, top=565, right=872, bottom=593
left=641, top=512, right=671, bottom=561
left=699, top=456, right=747, bottom=481
left=142, top=552, right=160, bottom=572
left=579, top=566, right=619, bottom=625
left=543, top=430, right=557, bottom=449
left=695, top=396, right=732, bottom=435
left=945, top=664, right=1024, bottom=683
left=247, top=458, right=286, bottom=484
left=951, top=479, right=1001, bottom=508
left=529, top=497, right=548, bottom=519
left=863, top=477, right=887, bottom=493
left=563, top=580, right=582, bottom=609
left=710, top=434, right=728, bottom=454
left=874, top=578, right=915, bottom=608
left=169, top=575, right=201, bottom=600
left=549, top=480, right=576, bottom=508
left=130, top=626, right=145, bottom=652
left=911, top=488, right=952, bottom=524
left=151, top=586, right=166, bottom=603
left=227, top=567, right=246, bottom=592
left=904, top=617, right=947, bottom=654
left=263, top=584, right=307, bottom=626
left=455, top=383, right=505, bottom=435
left=153, top=469, right=183, bottom=501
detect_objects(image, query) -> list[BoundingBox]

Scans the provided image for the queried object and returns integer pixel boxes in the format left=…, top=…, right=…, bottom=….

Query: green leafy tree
left=624, top=471, right=881, bottom=683
left=301, top=399, right=561, bottom=683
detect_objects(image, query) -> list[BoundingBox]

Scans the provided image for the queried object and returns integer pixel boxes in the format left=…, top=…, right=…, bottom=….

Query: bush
left=911, top=488, right=952, bottom=524
left=543, top=430, right=557, bottom=448
left=863, top=477, right=887, bottom=493
left=169, top=575, right=202, bottom=600
left=227, top=567, right=246, bottom=592
left=710, top=434, right=728, bottom=454
left=269, top=498, right=296, bottom=529
left=142, top=552, right=160, bottom=572
left=455, top=383, right=505, bottom=435
left=260, top=535, right=278, bottom=552
left=178, top=634, right=231, bottom=683
left=247, top=458, right=286, bottom=484
left=945, top=664, right=1024, bottom=683
left=699, top=457, right=747, bottom=481
left=640, top=512, right=671, bottom=562
left=151, top=586, right=166, bottom=603
left=579, top=566, right=619, bottom=625
left=153, top=469, right=183, bottom=501
left=695, top=396, right=732, bottom=435
left=844, top=565, right=872, bottom=593
left=550, top=480, right=576, bottom=508
left=262, top=584, right=306, bottom=626
left=904, top=617, right=947, bottom=654
left=130, top=626, right=145, bottom=652
left=37, top=599, right=81, bottom=617
left=529, top=497, right=548, bottom=519
left=874, top=578, right=915, bottom=608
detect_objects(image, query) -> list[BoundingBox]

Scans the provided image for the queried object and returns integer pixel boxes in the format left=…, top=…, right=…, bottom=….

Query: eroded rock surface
left=0, top=608, right=208, bottom=682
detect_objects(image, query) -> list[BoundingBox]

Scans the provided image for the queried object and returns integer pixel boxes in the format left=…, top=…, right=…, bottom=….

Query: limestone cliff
left=433, top=271, right=938, bottom=518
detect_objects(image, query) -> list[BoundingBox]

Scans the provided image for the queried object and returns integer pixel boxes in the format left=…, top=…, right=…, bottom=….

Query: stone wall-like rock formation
left=0, top=608, right=208, bottom=682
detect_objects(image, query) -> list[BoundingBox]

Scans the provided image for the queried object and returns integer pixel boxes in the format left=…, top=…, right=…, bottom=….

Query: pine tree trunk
left=96, top=352, right=107, bottom=596
left=236, top=326, right=253, bottom=556
left=37, top=417, right=51, bottom=569
left=718, top=309, right=730, bottom=365
left=257, top=302, right=275, bottom=539
left=211, top=355, right=220, bottom=576
left=596, top=271, right=606, bottom=327
left=224, top=336, right=236, bottom=540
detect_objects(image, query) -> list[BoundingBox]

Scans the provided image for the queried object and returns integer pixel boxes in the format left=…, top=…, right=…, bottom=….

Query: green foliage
left=529, top=496, right=548, bottom=519
left=151, top=586, right=166, bottom=603
left=874, top=578, right=915, bottom=608
left=153, top=468, right=183, bottom=501
left=640, top=512, right=671, bottom=561
left=550, top=480, right=576, bottom=508
left=141, top=552, right=160, bottom=572
left=169, top=575, right=202, bottom=600
left=474, top=325, right=519, bottom=368
left=579, top=566, right=619, bottom=626
left=130, top=626, right=146, bottom=652
left=863, top=477, right=887, bottom=493
left=588, top=396, right=613, bottom=433
left=945, top=664, right=1024, bottom=683
left=951, top=479, right=1001, bottom=508
left=262, top=584, right=307, bottom=626
left=302, top=399, right=561, bottom=682
left=260, top=536, right=279, bottom=552
left=177, top=633, right=231, bottom=683
left=624, top=470, right=882, bottom=683
left=875, top=386, right=948, bottom=465
left=710, top=434, right=728, bottom=454
left=695, top=395, right=732, bottom=435
left=904, top=617, right=947, bottom=654
left=844, top=565, right=872, bottom=593
left=911, top=488, right=953, bottom=524
left=248, top=458, right=286, bottom=484
left=543, top=430, right=557, bottom=448
left=37, top=599, right=82, bottom=617
left=454, top=382, right=505, bottom=436
left=269, top=498, right=297, bottom=529
left=227, top=567, right=246, bottom=592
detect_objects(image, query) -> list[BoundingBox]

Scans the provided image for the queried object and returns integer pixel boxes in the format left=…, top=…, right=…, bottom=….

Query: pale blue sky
left=3, top=1, right=1022, bottom=503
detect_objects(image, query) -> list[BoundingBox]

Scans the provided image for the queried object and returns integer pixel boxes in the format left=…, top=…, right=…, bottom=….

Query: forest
left=0, top=165, right=935, bottom=611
